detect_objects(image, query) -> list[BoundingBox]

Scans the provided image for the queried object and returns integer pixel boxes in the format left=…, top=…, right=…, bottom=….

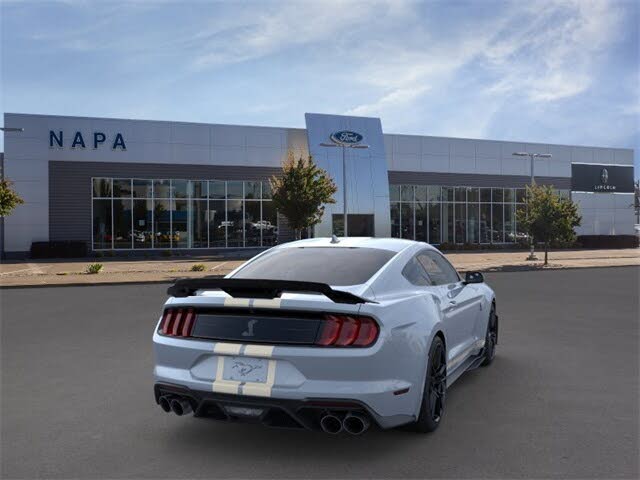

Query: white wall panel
left=421, top=154, right=449, bottom=172
left=614, top=210, right=635, bottom=234
left=131, top=121, right=172, bottom=143
left=477, top=140, right=501, bottom=159
left=450, top=155, right=475, bottom=173
left=393, top=153, right=420, bottom=171
left=547, top=144, right=572, bottom=163
left=450, top=138, right=475, bottom=157
left=500, top=156, right=528, bottom=176
left=211, top=125, right=246, bottom=147
left=4, top=158, right=48, bottom=182
left=210, top=146, right=247, bottom=166
left=593, top=148, right=615, bottom=165
left=548, top=159, right=571, bottom=177
left=576, top=209, right=596, bottom=235
left=285, top=129, right=309, bottom=157
left=613, top=149, right=634, bottom=165
left=613, top=193, right=634, bottom=209
left=171, top=144, right=210, bottom=164
left=246, top=127, right=284, bottom=148
left=499, top=142, right=526, bottom=160
left=246, top=147, right=285, bottom=167
left=421, top=136, right=449, bottom=156
left=571, top=146, right=594, bottom=163
left=171, top=123, right=210, bottom=145
left=394, top=135, right=421, bottom=155
left=11, top=180, right=48, bottom=204
left=476, top=156, right=501, bottom=175
left=533, top=158, right=550, bottom=177
left=137, top=142, right=172, bottom=163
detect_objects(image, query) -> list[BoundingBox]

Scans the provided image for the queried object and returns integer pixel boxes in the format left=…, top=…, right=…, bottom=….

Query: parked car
left=153, top=237, right=498, bottom=434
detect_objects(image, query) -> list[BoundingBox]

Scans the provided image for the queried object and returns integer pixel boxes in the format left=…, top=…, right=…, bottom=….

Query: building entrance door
left=332, top=214, right=375, bottom=237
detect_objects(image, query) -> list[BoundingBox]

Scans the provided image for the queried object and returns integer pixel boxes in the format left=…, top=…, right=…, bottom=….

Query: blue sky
left=2, top=0, right=638, bottom=176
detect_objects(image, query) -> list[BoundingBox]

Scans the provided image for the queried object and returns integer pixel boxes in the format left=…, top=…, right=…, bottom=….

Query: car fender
left=359, top=289, right=446, bottom=419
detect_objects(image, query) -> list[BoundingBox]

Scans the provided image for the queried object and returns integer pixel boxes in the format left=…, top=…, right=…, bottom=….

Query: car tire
left=481, top=304, right=498, bottom=367
left=411, top=336, right=446, bottom=433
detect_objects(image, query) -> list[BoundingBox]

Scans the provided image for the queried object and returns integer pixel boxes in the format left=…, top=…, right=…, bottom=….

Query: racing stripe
left=212, top=356, right=241, bottom=394
left=243, top=344, right=274, bottom=358
left=251, top=298, right=282, bottom=309
left=214, top=342, right=243, bottom=355
left=224, top=297, right=251, bottom=307
left=242, top=359, right=276, bottom=397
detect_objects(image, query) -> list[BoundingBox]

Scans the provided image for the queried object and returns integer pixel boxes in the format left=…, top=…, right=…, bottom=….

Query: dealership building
left=1, top=112, right=636, bottom=257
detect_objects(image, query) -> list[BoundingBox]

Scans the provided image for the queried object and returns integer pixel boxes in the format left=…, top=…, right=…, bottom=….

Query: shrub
left=86, top=263, right=103, bottom=274
left=191, top=264, right=206, bottom=272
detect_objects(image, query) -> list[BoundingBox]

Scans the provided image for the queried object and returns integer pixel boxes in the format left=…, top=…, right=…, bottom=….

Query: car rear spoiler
left=167, top=278, right=376, bottom=304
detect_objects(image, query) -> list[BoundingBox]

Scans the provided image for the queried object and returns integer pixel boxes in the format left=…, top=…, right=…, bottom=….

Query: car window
left=402, top=256, right=432, bottom=286
left=416, top=250, right=460, bottom=285
left=232, top=247, right=396, bottom=286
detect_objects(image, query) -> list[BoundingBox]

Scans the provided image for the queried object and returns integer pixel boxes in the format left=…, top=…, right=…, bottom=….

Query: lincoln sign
left=571, top=163, right=634, bottom=193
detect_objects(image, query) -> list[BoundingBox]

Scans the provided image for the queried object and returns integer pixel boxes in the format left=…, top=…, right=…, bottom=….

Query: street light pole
left=320, top=142, right=369, bottom=237
left=512, top=151, right=553, bottom=260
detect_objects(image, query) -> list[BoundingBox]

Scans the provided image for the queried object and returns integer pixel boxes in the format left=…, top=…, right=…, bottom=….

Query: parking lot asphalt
left=1, top=267, right=638, bottom=479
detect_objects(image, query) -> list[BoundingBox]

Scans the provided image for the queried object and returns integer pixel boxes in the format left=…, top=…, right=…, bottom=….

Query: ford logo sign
left=330, top=130, right=363, bottom=145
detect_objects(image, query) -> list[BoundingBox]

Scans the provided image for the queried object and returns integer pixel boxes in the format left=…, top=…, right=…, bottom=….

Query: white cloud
left=345, top=85, right=430, bottom=116
left=482, top=0, right=624, bottom=102
left=191, top=0, right=413, bottom=69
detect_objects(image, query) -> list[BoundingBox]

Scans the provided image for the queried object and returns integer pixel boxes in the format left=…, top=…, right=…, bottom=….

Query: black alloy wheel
left=481, top=305, right=497, bottom=366
left=411, top=336, right=446, bottom=433
left=428, top=340, right=447, bottom=423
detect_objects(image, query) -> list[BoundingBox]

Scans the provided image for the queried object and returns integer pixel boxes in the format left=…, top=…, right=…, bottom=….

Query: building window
left=91, top=178, right=278, bottom=250
left=389, top=183, right=545, bottom=245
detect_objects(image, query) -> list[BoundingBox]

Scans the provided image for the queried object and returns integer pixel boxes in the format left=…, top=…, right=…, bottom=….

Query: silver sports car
left=153, top=237, right=498, bottom=434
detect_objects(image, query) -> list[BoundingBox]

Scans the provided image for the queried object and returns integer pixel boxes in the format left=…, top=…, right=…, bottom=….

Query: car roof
left=275, top=237, right=435, bottom=253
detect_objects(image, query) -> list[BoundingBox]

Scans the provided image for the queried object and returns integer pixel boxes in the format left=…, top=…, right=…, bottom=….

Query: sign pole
left=343, top=145, right=348, bottom=237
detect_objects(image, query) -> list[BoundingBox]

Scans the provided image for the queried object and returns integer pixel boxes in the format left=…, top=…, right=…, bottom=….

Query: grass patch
left=191, top=264, right=206, bottom=272
left=86, top=263, right=104, bottom=274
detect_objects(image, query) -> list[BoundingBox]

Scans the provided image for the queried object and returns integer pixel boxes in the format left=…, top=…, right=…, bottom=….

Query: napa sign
left=49, top=130, right=127, bottom=150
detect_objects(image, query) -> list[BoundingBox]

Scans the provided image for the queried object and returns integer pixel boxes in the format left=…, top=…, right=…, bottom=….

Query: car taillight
left=316, top=315, right=379, bottom=347
left=159, top=308, right=195, bottom=337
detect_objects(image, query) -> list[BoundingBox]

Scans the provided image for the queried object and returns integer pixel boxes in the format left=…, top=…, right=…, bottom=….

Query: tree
left=516, top=184, right=581, bottom=265
left=0, top=179, right=24, bottom=217
left=270, top=151, right=337, bottom=240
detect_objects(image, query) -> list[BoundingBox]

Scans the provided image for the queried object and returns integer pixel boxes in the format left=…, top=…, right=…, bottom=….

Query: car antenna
left=330, top=234, right=340, bottom=244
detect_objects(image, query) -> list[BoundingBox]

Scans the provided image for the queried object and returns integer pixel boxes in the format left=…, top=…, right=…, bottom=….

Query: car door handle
left=449, top=300, right=457, bottom=305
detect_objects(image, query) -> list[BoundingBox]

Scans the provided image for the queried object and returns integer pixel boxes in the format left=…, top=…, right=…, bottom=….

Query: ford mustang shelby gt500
left=154, top=237, right=498, bottom=434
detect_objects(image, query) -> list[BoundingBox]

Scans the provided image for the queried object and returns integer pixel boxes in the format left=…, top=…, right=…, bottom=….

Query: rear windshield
left=232, top=247, right=396, bottom=286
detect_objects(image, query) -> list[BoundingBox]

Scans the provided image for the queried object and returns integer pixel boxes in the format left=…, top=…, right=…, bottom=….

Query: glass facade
left=389, top=184, right=537, bottom=244
left=92, top=178, right=278, bottom=250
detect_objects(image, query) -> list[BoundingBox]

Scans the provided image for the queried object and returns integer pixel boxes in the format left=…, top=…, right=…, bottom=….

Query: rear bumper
left=155, top=382, right=395, bottom=431
left=153, top=332, right=421, bottom=429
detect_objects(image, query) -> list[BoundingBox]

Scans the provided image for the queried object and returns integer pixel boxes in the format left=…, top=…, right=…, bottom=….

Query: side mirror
left=464, top=271, right=484, bottom=284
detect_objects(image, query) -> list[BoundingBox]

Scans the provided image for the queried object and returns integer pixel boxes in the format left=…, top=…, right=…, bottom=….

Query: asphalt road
left=1, top=267, right=638, bottom=479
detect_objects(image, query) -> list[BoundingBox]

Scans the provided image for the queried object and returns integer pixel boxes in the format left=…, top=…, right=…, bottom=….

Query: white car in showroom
left=153, top=237, right=498, bottom=434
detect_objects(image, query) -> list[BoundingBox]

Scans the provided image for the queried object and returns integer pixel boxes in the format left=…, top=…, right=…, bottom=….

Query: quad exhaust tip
left=160, top=396, right=194, bottom=416
left=343, top=413, right=370, bottom=435
left=170, top=398, right=193, bottom=416
left=320, top=412, right=371, bottom=435
left=159, top=395, right=172, bottom=413
left=319, top=414, right=343, bottom=434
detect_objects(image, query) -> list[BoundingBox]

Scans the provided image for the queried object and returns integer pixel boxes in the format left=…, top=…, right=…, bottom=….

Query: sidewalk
left=1, top=249, right=638, bottom=288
